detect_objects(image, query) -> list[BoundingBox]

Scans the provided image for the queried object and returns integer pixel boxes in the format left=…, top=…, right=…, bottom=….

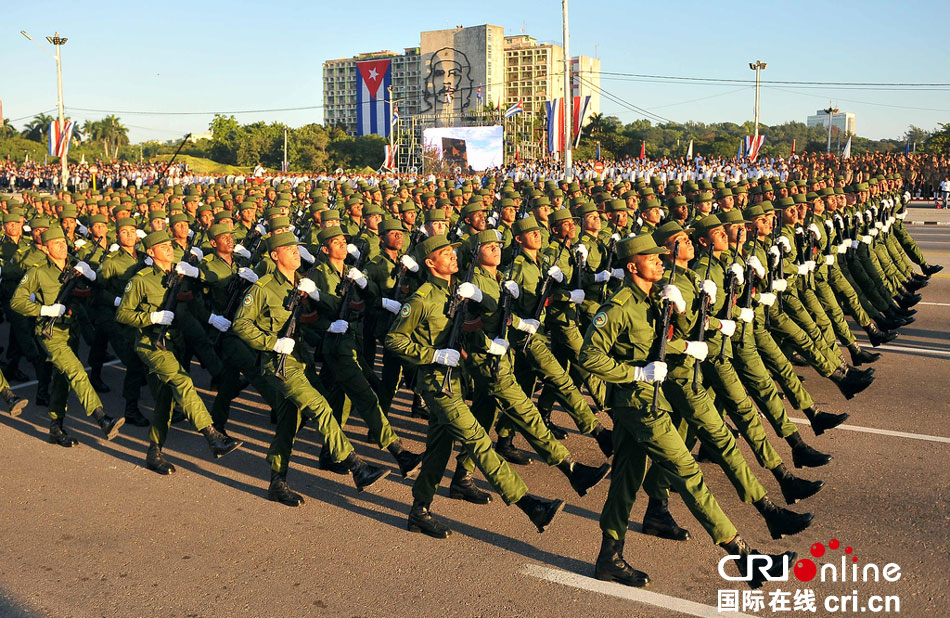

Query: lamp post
left=21, top=30, right=69, bottom=191
left=748, top=60, right=767, bottom=144
left=823, top=103, right=839, bottom=155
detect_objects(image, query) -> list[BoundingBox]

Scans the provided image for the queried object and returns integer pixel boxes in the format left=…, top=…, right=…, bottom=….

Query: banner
left=48, top=120, right=75, bottom=158
left=422, top=126, right=503, bottom=171
left=355, top=59, right=392, bottom=138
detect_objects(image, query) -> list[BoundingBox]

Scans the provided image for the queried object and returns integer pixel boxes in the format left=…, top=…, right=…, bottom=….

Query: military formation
left=0, top=164, right=941, bottom=588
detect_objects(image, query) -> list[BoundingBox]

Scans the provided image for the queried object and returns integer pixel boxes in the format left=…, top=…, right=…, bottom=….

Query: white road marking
left=521, top=564, right=756, bottom=618
left=918, top=301, right=950, bottom=306
left=788, top=418, right=950, bottom=444
left=873, top=343, right=950, bottom=357
left=10, top=359, right=122, bottom=391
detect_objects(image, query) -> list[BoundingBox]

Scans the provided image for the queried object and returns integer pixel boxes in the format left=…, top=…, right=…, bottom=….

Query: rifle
left=520, top=240, right=568, bottom=353
left=738, top=237, right=758, bottom=348
left=157, top=133, right=192, bottom=185
left=803, top=213, right=816, bottom=288
left=492, top=264, right=516, bottom=381
left=41, top=258, right=82, bottom=339
left=327, top=223, right=370, bottom=346
left=599, top=216, right=621, bottom=302
left=651, top=240, right=680, bottom=414
left=774, top=208, right=785, bottom=313
left=439, top=240, right=481, bottom=396
left=212, top=270, right=254, bottom=347
left=693, top=244, right=715, bottom=392
left=718, top=244, right=740, bottom=362
left=152, top=225, right=206, bottom=351
left=274, top=281, right=308, bottom=381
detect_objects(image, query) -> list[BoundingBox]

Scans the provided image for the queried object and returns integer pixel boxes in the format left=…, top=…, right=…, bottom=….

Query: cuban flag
left=476, top=87, right=482, bottom=105
left=743, top=135, right=765, bottom=162
left=49, top=119, right=75, bottom=158
left=383, top=144, right=397, bottom=170
left=356, top=59, right=392, bottom=137
left=572, top=95, right=591, bottom=147
left=545, top=98, right=564, bottom=155
left=504, top=100, right=524, bottom=119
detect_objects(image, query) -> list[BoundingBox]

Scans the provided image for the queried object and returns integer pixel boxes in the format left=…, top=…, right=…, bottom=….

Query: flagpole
left=51, top=32, right=68, bottom=192
left=561, top=0, right=573, bottom=180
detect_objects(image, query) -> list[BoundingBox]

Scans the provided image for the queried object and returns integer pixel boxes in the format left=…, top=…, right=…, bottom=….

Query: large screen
left=422, top=125, right=503, bottom=172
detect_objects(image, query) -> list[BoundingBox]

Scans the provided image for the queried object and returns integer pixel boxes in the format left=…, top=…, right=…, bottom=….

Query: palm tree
left=0, top=118, right=15, bottom=139
left=98, top=115, right=129, bottom=159
left=21, top=113, right=56, bottom=142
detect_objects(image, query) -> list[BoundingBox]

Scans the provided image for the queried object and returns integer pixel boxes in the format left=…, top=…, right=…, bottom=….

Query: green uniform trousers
left=412, top=376, right=528, bottom=506
left=38, top=326, right=102, bottom=421
left=537, top=318, right=608, bottom=413
left=827, top=262, right=876, bottom=325
left=754, top=325, right=815, bottom=412
left=731, top=326, right=799, bottom=438
left=600, top=404, right=737, bottom=544
left=211, top=333, right=280, bottom=428
left=766, top=301, right=839, bottom=378
left=893, top=224, right=927, bottom=267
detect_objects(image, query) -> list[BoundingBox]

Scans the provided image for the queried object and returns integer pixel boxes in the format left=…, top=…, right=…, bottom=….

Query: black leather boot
left=495, top=434, right=532, bottom=465
left=829, top=366, right=872, bottom=400
left=146, top=443, right=176, bottom=475
left=1, top=388, right=27, bottom=417
left=515, top=494, right=565, bottom=533
left=771, top=463, right=825, bottom=504
left=719, top=535, right=796, bottom=589
left=388, top=441, right=423, bottom=478
left=91, top=408, right=124, bottom=441
left=848, top=342, right=881, bottom=366
left=318, top=447, right=351, bottom=475
left=48, top=418, right=78, bottom=447
left=268, top=469, right=304, bottom=507
left=593, top=426, right=613, bottom=458
left=557, top=458, right=611, bottom=497
left=407, top=500, right=452, bottom=538
left=864, top=322, right=897, bottom=347
left=642, top=497, right=691, bottom=541
left=594, top=533, right=650, bottom=587
left=346, top=453, right=390, bottom=491
left=200, top=425, right=243, bottom=459
left=788, top=350, right=809, bottom=366
left=754, top=496, right=814, bottom=539
left=802, top=407, right=849, bottom=436
left=448, top=467, right=492, bottom=504
left=786, top=432, right=832, bottom=468
left=922, top=263, right=943, bottom=276
left=845, top=364, right=875, bottom=381
left=124, top=400, right=150, bottom=427
left=409, top=394, right=429, bottom=419
left=540, top=408, right=568, bottom=440
left=903, top=277, right=928, bottom=292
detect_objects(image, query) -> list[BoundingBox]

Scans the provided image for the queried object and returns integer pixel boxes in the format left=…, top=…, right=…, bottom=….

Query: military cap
left=758, top=200, right=775, bottom=213
left=573, top=202, right=598, bottom=217
left=692, top=214, right=724, bottom=237
left=716, top=188, right=733, bottom=199
left=317, top=227, right=345, bottom=245
left=89, top=214, right=109, bottom=225
left=719, top=209, right=748, bottom=225
left=321, top=210, right=341, bottom=222
left=460, top=202, right=486, bottom=219
left=113, top=217, right=136, bottom=230
left=213, top=211, right=233, bottom=222
left=417, top=234, right=458, bottom=258
left=606, top=199, right=627, bottom=212
left=642, top=198, right=664, bottom=212
left=345, top=197, right=365, bottom=208
left=667, top=195, right=688, bottom=208
left=475, top=229, right=504, bottom=245
left=549, top=208, right=578, bottom=226
left=169, top=213, right=190, bottom=225
left=266, top=231, right=300, bottom=252
left=776, top=197, right=797, bottom=210
left=424, top=209, right=447, bottom=223
left=379, top=218, right=406, bottom=234
left=744, top=204, right=767, bottom=219
left=693, top=192, right=714, bottom=203
left=59, top=206, right=78, bottom=219
left=269, top=216, right=291, bottom=230
left=364, top=204, right=385, bottom=216
left=617, top=233, right=668, bottom=260
left=498, top=198, right=515, bottom=210
left=533, top=196, right=552, bottom=207
left=143, top=230, right=172, bottom=249
left=792, top=194, right=807, bottom=204
left=196, top=204, right=212, bottom=215
left=652, top=221, right=694, bottom=246
left=149, top=210, right=168, bottom=221
left=512, top=215, right=541, bottom=235
left=41, top=226, right=65, bottom=244
left=209, top=223, right=231, bottom=238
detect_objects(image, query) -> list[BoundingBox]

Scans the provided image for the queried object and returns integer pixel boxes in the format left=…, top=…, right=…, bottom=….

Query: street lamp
left=22, top=30, right=69, bottom=191
left=749, top=60, right=767, bottom=143
left=823, top=103, right=839, bottom=155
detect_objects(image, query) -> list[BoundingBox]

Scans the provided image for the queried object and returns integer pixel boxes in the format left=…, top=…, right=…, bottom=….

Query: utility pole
left=283, top=127, right=288, bottom=173
left=23, top=30, right=69, bottom=191
left=823, top=102, right=839, bottom=155
left=562, top=0, right=573, bottom=180
left=748, top=60, right=767, bottom=143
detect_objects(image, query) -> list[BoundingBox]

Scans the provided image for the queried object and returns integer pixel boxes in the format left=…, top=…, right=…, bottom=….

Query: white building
left=806, top=109, right=855, bottom=135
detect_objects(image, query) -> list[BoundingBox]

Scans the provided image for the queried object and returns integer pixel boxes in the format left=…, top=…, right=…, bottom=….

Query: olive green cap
left=317, top=227, right=345, bottom=245
left=209, top=223, right=231, bottom=239
left=474, top=229, right=504, bottom=245
left=424, top=209, right=447, bottom=223
left=142, top=230, right=172, bottom=249
left=616, top=233, right=668, bottom=260
left=652, top=221, right=694, bottom=246
left=115, top=217, right=137, bottom=230
left=692, top=214, right=724, bottom=236
left=41, top=225, right=65, bottom=243
left=512, top=215, right=541, bottom=235
left=379, top=218, right=406, bottom=234
left=266, top=231, right=300, bottom=252
left=549, top=208, right=578, bottom=225
left=417, top=233, right=458, bottom=258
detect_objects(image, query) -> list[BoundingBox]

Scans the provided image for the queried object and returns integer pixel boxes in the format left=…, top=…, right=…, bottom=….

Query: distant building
left=807, top=109, right=855, bottom=135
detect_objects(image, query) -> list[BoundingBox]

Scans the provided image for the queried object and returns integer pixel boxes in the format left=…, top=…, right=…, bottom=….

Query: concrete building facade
left=806, top=109, right=856, bottom=135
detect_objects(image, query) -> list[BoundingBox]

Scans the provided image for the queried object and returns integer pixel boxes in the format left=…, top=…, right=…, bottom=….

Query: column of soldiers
left=0, top=167, right=940, bottom=588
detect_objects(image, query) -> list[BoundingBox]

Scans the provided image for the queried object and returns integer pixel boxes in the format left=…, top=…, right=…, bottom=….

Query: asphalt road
left=0, top=221, right=947, bottom=618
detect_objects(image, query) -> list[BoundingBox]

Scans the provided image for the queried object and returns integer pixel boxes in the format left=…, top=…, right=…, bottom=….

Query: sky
left=3, top=0, right=948, bottom=144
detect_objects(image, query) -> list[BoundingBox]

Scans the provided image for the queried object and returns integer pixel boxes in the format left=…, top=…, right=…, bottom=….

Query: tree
left=21, top=113, right=55, bottom=142
left=925, top=123, right=950, bottom=155
left=904, top=125, right=930, bottom=147
left=0, top=118, right=15, bottom=139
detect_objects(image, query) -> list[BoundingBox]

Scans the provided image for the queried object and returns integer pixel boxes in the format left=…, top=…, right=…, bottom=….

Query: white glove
left=834, top=214, right=844, bottom=226
left=74, top=239, right=87, bottom=249
left=149, top=310, right=174, bottom=325
left=778, top=236, right=792, bottom=253
left=837, top=242, right=848, bottom=254
left=113, top=296, right=122, bottom=307
left=381, top=298, right=401, bottom=314
left=487, top=337, right=510, bottom=356
left=758, top=292, right=776, bottom=307
left=208, top=313, right=231, bottom=332
left=610, top=233, right=621, bottom=242
left=717, top=319, right=737, bottom=337
left=238, top=267, right=258, bottom=283
left=328, top=319, right=349, bottom=334
left=794, top=226, right=804, bottom=236
left=187, top=229, right=195, bottom=239
left=255, top=223, right=267, bottom=236
left=273, top=337, right=295, bottom=355
left=861, top=235, right=872, bottom=244
left=771, top=278, right=788, bottom=292
left=611, top=268, right=625, bottom=279
left=805, top=260, right=816, bottom=272
left=568, top=289, right=585, bottom=304
left=796, top=264, right=808, bottom=276
left=574, top=243, right=589, bottom=262
left=298, top=245, right=316, bottom=264
left=593, top=270, right=611, bottom=283
left=486, top=214, right=498, bottom=227
left=297, top=277, right=319, bottom=300
left=768, top=245, right=781, bottom=265
left=824, top=219, right=834, bottom=230
left=661, top=284, right=687, bottom=314
left=190, top=246, right=204, bottom=260
left=684, top=341, right=709, bottom=361
left=546, top=265, right=564, bottom=283
left=854, top=210, right=864, bottom=223
left=824, top=255, right=835, bottom=266
left=136, top=229, right=147, bottom=239
left=808, top=223, right=821, bottom=240
left=903, top=191, right=911, bottom=204
left=737, top=307, right=754, bottom=323
left=347, top=243, right=361, bottom=261
left=40, top=303, right=66, bottom=318
left=73, top=261, right=96, bottom=281
left=729, top=263, right=745, bottom=285
left=145, top=257, right=154, bottom=266
left=869, top=227, right=879, bottom=237
left=633, top=361, right=667, bottom=383
left=700, top=279, right=717, bottom=305
left=109, top=243, right=120, bottom=252
left=896, top=211, right=907, bottom=220
left=77, top=224, right=88, bottom=236
left=234, top=244, right=252, bottom=259
left=747, top=256, right=766, bottom=279
left=515, top=318, right=540, bottom=334
left=400, top=254, right=419, bottom=272
left=175, top=261, right=199, bottom=278
left=503, top=280, right=520, bottom=299
left=433, top=348, right=460, bottom=367
left=346, top=267, right=368, bottom=289
left=457, top=281, right=483, bottom=302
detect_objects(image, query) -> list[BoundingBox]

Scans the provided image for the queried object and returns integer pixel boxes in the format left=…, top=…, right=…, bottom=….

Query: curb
left=906, top=221, right=950, bottom=226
